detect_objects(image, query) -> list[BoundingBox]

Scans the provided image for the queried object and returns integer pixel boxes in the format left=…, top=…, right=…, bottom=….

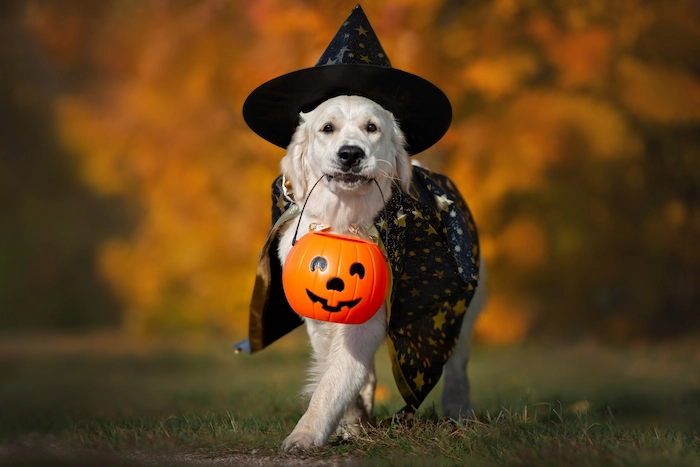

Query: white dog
left=276, top=95, right=485, bottom=451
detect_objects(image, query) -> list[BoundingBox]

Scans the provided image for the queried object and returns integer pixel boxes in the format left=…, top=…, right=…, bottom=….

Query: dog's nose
left=337, top=145, right=365, bottom=169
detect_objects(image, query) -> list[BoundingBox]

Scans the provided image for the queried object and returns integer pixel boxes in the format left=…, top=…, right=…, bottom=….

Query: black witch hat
left=243, top=5, right=452, bottom=156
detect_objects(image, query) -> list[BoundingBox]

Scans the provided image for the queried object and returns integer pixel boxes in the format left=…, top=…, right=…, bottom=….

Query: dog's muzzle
left=337, top=145, right=365, bottom=171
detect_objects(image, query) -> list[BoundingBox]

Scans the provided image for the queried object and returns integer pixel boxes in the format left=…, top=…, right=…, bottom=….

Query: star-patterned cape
left=241, top=166, right=480, bottom=413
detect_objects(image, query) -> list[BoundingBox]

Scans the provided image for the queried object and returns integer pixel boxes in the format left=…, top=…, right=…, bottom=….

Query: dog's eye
left=366, top=123, right=377, bottom=133
left=322, top=124, right=334, bottom=133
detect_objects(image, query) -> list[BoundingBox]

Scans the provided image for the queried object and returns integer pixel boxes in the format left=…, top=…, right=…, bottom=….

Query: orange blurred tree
left=438, top=0, right=700, bottom=341
left=18, top=0, right=700, bottom=340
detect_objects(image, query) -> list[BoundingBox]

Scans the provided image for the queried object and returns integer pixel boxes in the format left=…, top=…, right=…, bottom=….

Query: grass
left=1, top=331, right=699, bottom=466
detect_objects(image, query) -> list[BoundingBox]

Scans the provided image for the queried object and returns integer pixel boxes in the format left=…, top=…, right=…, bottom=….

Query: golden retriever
left=277, top=95, right=484, bottom=451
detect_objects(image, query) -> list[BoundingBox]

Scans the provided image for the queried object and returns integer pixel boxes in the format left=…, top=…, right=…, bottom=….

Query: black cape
left=238, top=166, right=480, bottom=413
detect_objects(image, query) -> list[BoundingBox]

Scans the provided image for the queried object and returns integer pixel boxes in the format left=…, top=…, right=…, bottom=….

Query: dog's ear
left=281, top=113, right=309, bottom=200
left=390, top=118, right=413, bottom=193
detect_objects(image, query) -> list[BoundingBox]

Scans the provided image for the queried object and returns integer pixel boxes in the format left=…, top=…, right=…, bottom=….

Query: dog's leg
left=358, top=362, right=376, bottom=417
left=306, top=319, right=373, bottom=439
left=300, top=318, right=334, bottom=399
left=441, top=263, right=487, bottom=420
left=281, top=306, right=386, bottom=451
left=336, top=362, right=376, bottom=438
left=441, top=316, right=475, bottom=420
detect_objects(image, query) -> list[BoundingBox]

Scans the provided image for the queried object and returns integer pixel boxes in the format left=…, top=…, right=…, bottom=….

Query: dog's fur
left=277, top=95, right=484, bottom=451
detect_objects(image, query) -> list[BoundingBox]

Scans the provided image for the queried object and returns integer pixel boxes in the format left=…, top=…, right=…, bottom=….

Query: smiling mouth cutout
left=306, top=290, right=362, bottom=312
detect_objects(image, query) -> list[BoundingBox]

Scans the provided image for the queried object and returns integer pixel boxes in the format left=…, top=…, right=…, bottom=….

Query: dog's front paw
left=281, top=428, right=324, bottom=452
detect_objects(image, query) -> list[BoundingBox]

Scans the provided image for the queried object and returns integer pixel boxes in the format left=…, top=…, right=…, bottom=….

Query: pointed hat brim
left=243, top=64, right=451, bottom=155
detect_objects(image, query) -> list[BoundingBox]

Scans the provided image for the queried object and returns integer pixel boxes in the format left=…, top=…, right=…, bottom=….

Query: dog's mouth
left=326, top=173, right=372, bottom=187
left=306, top=289, right=362, bottom=312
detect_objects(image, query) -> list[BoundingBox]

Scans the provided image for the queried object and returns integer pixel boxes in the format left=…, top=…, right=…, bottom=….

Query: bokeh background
left=1, top=0, right=699, bottom=345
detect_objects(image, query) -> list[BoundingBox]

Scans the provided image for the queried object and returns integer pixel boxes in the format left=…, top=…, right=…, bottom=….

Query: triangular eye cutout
left=350, top=263, right=365, bottom=279
left=311, top=256, right=328, bottom=272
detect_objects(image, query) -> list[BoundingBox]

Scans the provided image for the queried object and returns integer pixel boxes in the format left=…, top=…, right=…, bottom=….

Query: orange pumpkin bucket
left=282, top=231, right=389, bottom=324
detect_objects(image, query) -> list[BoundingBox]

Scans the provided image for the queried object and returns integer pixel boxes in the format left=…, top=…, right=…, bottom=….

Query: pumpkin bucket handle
left=291, top=175, right=389, bottom=257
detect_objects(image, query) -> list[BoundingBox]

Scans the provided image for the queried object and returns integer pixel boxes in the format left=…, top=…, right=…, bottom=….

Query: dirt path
left=0, top=442, right=355, bottom=467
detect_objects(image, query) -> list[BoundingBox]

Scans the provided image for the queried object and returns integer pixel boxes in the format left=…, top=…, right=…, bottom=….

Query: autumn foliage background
left=1, top=0, right=699, bottom=344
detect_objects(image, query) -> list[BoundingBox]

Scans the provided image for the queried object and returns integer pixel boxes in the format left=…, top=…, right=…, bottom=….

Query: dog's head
left=281, top=95, right=412, bottom=202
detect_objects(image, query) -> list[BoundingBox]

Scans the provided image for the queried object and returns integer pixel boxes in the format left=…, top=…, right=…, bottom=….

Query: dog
left=275, top=95, right=485, bottom=451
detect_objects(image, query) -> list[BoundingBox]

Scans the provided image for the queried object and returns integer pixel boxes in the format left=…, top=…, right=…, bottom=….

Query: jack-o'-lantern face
left=282, top=232, right=388, bottom=324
